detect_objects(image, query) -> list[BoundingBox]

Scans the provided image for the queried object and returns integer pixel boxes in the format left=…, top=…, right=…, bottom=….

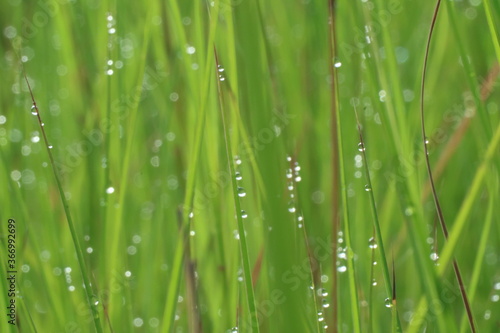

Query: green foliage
left=0, top=0, right=499, bottom=332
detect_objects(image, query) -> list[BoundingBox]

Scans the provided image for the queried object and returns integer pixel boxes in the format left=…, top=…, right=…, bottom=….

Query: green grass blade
left=22, top=70, right=103, bottom=333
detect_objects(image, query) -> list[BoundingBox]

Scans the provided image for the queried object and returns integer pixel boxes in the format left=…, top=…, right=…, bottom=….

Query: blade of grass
left=22, top=69, right=103, bottom=333
left=214, top=47, right=260, bottom=333
left=331, top=55, right=362, bottom=333
left=483, top=0, right=500, bottom=67
left=458, top=171, right=496, bottom=333
left=391, top=257, right=397, bottom=333
left=419, top=1, right=476, bottom=331
left=105, top=7, right=152, bottom=326
left=327, top=0, right=341, bottom=330
left=161, top=2, right=221, bottom=330
left=353, top=106, right=402, bottom=331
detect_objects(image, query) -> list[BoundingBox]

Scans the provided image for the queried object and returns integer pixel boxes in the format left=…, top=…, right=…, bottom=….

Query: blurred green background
left=0, top=0, right=499, bottom=332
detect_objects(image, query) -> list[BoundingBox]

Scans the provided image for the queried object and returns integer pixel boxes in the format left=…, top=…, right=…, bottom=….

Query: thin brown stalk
left=420, top=1, right=476, bottom=332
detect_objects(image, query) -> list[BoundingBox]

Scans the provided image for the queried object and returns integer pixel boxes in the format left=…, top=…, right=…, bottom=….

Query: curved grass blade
left=419, top=1, right=476, bottom=332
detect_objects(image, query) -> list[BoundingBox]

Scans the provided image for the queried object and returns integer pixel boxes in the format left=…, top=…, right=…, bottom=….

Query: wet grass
left=0, top=1, right=499, bottom=332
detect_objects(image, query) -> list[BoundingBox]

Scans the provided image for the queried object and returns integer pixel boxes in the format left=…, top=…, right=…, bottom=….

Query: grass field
left=1, top=0, right=499, bottom=332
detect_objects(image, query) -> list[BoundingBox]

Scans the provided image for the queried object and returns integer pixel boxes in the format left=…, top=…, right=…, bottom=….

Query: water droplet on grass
left=241, top=210, right=248, bottom=219
left=31, top=105, right=38, bottom=115
left=337, top=265, right=347, bottom=273
left=385, top=298, right=393, bottom=308
left=317, top=288, right=328, bottom=297
left=237, top=187, right=246, bottom=197
left=358, top=142, right=365, bottom=152
left=288, top=201, right=296, bottom=213
left=235, top=172, right=242, bottom=181
left=106, top=186, right=115, bottom=194
left=430, top=252, right=439, bottom=261
left=365, top=185, right=372, bottom=192
left=186, top=46, right=196, bottom=54
left=368, top=237, right=378, bottom=249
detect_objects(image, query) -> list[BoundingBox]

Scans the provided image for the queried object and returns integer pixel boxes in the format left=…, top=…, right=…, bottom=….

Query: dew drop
left=368, top=237, right=378, bottom=249
left=106, top=187, right=115, bottom=194
left=288, top=201, right=296, bottom=213
left=230, top=327, right=238, bottom=333
left=286, top=156, right=292, bottom=162
left=337, top=265, right=347, bottom=273
left=48, top=145, right=53, bottom=149
left=322, top=299, right=330, bottom=308
left=364, top=185, right=372, bottom=192
left=31, top=105, right=38, bottom=115
left=235, top=172, right=242, bottom=181
left=430, top=252, right=439, bottom=261
left=385, top=298, right=393, bottom=308
left=358, top=142, right=365, bottom=152
left=317, top=288, right=328, bottom=297
left=372, top=279, right=377, bottom=286
left=237, top=187, right=246, bottom=197
left=241, top=210, right=248, bottom=219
